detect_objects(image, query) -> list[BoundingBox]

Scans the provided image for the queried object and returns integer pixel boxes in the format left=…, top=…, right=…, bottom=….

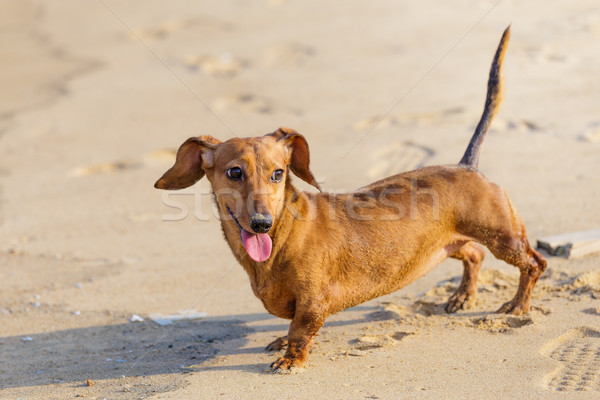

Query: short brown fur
left=155, top=26, right=546, bottom=371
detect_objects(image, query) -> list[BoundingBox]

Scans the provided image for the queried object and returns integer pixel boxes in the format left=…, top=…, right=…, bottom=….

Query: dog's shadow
left=0, top=308, right=381, bottom=388
left=197, top=306, right=383, bottom=374
left=0, top=315, right=258, bottom=389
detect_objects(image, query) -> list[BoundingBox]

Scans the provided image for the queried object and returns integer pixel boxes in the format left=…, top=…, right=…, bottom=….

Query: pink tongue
left=241, top=229, right=272, bottom=262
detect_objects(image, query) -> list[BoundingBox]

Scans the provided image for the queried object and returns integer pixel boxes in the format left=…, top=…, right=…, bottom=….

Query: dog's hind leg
left=461, top=193, right=547, bottom=315
left=494, top=243, right=546, bottom=315
left=446, top=241, right=485, bottom=313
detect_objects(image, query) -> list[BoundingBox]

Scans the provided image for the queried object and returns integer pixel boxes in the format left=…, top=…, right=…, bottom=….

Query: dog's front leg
left=270, top=306, right=325, bottom=371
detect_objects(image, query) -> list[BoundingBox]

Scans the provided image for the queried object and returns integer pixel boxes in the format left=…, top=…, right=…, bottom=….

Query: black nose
left=249, top=213, right=273, bottom=234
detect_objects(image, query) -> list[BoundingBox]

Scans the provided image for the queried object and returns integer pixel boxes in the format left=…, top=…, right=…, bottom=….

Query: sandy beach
left=1, top=0, right=599, bottom=398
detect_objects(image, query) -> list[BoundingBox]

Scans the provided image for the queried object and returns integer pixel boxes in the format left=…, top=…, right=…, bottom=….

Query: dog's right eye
left=226, top=167, right=243, bottom=181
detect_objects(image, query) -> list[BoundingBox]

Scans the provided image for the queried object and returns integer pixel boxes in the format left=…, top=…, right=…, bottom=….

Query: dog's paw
left=496, top=299, right=529, bottom=315
left=445, top=291, right=475, bottom=313
left=269, top=355, right=306, bottom=372
left=265, top=336, right=288, bottom=351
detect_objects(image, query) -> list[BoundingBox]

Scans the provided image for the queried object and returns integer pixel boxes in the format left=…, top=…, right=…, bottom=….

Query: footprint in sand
left=490, top=117, right=542, bottom=133
left=579, top=122, right=600, bottom=143
left=563, top=13, right=600, bottom=36
left=71, top=161, right=141, bottom=176
left=582, top=14, right=600, bottom=36
left=353, top=107, right=466, bottom=132
left=263, top=43, right=315, bottom=68
left=541, top=327, right=600, bottom=391
left=522, top=44, right=571, bottom=65
left=345, top=332, right=413, bottom=356
left=469, top=314, right=533, bottom=333
left=132, top=18, right=231, bottom=41
left=583, top=308, right=600, bottom=316
left=538, top=269, right=600, bottom=299
left=70, top=148, right=176, bottom=177
left=184, top=53, right=248, bottom=77
left=212, top=94, right=301, bottom=116
left=366, top=301, right=412, bottom=322
left=356, top=109, right=541, bottom=136
left=367, top=141, right=434, bottom=180
left=477, top=269, right=519, bottom=292
left=143, top=148, right=177, bottom=163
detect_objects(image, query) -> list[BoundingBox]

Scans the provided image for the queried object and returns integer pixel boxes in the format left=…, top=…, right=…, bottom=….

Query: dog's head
left=155, top=127, right=320, bottom=262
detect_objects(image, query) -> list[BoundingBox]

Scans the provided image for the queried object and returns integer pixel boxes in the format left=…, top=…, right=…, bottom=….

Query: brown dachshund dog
left=155, top=26, right=546, bottom=371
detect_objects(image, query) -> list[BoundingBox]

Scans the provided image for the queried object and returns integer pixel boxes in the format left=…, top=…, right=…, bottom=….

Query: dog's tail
left=459, top=26, right=510, bottom=168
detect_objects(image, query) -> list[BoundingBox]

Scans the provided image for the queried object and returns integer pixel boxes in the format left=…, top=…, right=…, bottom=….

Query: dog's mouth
left=226, top=206, right=272, bottom=263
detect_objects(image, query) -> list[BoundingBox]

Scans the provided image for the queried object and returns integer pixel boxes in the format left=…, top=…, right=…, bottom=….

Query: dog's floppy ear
left=268, top=127, right=321, bottom=192
left=154, top=135, right=221, bottom=190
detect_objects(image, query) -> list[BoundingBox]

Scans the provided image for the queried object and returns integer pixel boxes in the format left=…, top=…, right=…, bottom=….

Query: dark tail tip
left=459, top=25, right=511, bottom=168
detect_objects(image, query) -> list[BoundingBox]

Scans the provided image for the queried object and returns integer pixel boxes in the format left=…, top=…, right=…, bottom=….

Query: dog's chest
left=253, top=283, right=296, bottom=320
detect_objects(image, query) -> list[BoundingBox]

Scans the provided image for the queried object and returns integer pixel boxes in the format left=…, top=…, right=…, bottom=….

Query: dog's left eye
left=271, top=169, right=284, bottom=183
